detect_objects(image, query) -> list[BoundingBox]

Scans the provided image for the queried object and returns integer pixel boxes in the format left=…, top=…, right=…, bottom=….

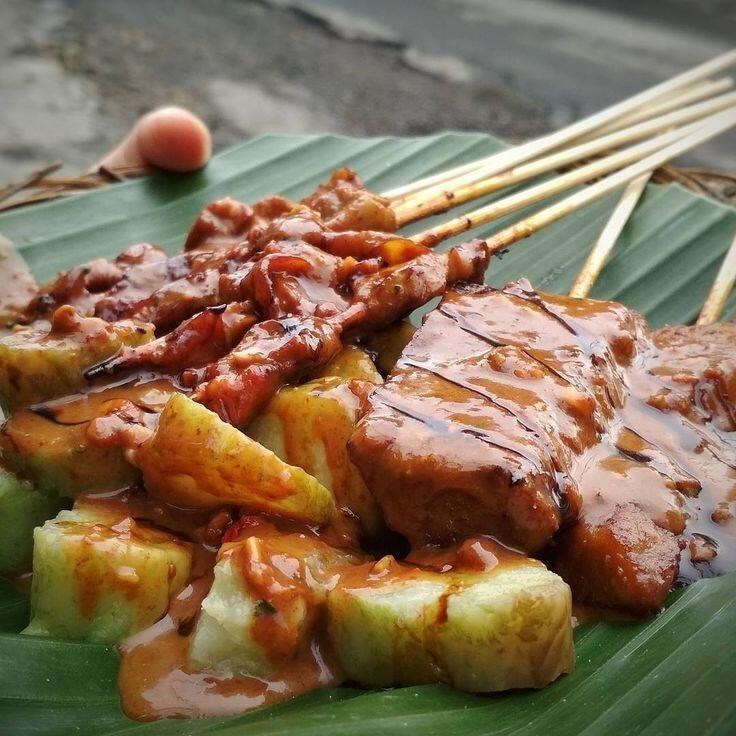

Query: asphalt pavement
left=0, top=0, right=734, bottom=182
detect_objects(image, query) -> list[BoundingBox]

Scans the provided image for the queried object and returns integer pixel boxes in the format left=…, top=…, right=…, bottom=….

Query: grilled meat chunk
left=301, top=168, right=397, bottom=233
left=349, top=280, right=607, bottom=552
left=351, top=281, right=736, bottom=613
left=554, top=503, right=680, bottom=615
left=648, top=323, right=736, bottom=432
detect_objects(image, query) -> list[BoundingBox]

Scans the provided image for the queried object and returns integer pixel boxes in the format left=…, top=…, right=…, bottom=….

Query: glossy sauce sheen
left=350, top=281, right=736, bottom=586
left=118, top=574, right=340, bottom=720
left=117, top=517, right=351, bottom=719
left=103, top=505, right=343, bottom=720
left=10, top=168, right=734, bottom=717
left=116, top=524, right=519, bottom=720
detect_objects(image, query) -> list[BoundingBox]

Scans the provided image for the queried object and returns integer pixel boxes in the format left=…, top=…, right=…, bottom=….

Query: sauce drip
left=117, top=530, right=522, bottom=720
left=117, top=574, right=341, bottom=720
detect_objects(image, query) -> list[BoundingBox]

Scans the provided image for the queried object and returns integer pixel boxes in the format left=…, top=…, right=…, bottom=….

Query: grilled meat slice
left=554, top=503, right=680, bottom=615
left=350, top=280, right=736, bottom=613
left=301, top=168, right=397, bottom=233
left=349, top=280, right=619, bottom=552
left=648, top=323, right=736, bottom=432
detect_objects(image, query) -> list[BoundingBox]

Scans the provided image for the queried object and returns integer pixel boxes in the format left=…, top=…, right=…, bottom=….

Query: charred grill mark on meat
left=350, top=280, right=736, bottom=613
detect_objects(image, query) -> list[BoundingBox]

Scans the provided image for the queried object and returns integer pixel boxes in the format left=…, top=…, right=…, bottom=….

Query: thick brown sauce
left=28, top=375, right=178, bottom=425
left=117, top=572, right=341, bottom=720
left=116, top=531, right=523, bottom=720
left=101, top=503, right=346, bottom=720
left=434, top=285, right=735, bottom=579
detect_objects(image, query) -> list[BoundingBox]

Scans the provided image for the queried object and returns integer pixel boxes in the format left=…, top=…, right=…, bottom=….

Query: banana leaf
left=1, top=132, right=735, bottom=736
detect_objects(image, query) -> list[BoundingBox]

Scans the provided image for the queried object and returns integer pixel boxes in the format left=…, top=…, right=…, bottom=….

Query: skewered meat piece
left=192, top=242, right=490, bottom=427
left=190, top=307, right=366, bottom=428
left=25, top=243, right=172, bottom=320
left=648, top=323, right=736, bottom=432
left=246, top=241, right=356, bottom=319
left=350, top=280, right=736, bottom=614
left=106, top=267, right=222, bottom=332
left=348, top=240, right=489, bottom=331
left=301, top=168, right=397, bottom=233
left=183, top=196, right=293, bottom=252
left=108, top=228, right=421, bottom=334
left=349, top=280, right=600, bottom=553
left=106, top=239, right=296, bottom=331
left=250, top=206, right=326, bottom=250
left=182, top=168, right=395, bottom=255
left=25, top=242, right=245, bottom=327
left=184, top=198, right=256, bottom=252
left=85, top=302, right=258, bottom=377
left=245, top=237, right=434, bottom=323
left=252, top=205, right=416, bottom=262
left=102, top=229, right=366, bottom=332
left=553, top=503, right=680, bottom=615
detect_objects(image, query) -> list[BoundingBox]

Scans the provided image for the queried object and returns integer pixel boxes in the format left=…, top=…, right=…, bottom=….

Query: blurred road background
left=1, top=0, right=735, bottom=182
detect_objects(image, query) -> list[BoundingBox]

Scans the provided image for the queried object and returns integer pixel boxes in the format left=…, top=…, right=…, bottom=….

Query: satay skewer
left=568, top=173, right=652, bottom=299
left=77, top=107, right=736, bottom=436
left=481, top=107, right=736, bottom=255
left=697, top=232, right=736, bottom=325
left=409, top=111, right=731, bottom=248
left=383, top=49, right=736, bottom=203
left=392, top=92, right=736, bottom=226
left=31, top=85, right=732, bottom=332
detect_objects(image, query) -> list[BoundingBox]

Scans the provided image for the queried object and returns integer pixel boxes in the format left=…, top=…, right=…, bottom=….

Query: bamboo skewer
left=480, top=108, right=736, bottom=255
left=587, top=77, right=733, bottom=139
left=393, top=91, right=736, bottom=226
left=409, top=116, right=712, bottom=247
left=383, top=49, right=736, bottom=202
left=390, top=77, right=732, bottom=220
left=697, top=232, right=736, bottom=324
left=568, top=173, right=652, bottom=298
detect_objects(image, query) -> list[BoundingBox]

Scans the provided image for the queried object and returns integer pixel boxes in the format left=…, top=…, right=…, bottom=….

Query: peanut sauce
left=116, top=530, right=522, bottom=720
left=118, top=518, right=349, bottom=720
left=350, top=281, right=736, bottom=614
left=119, top=611, right=339, bottom=720
left=117, top=574, right=340, bottom=720
left=5, top=169, right=736, bottom=719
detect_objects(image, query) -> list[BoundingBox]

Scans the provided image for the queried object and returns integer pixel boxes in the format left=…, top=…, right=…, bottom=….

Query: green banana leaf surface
left=1, top=132, right=735, bottom=736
